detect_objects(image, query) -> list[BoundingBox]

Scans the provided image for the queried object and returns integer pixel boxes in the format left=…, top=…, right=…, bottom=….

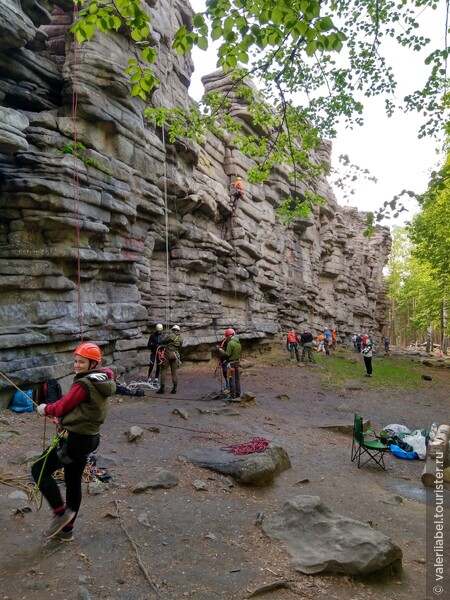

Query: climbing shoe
left=44, top=509, right=76, bottom=539
left=53, top=529, right=74, bottom=542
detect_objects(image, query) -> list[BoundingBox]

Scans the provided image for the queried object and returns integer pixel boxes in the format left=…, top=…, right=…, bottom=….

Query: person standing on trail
left=384, top=335, right=390, bottom=353
left=331, top=329, right=337, bottom=351
left=32, top=342, right=116, bottom=541
left=218, top=328, right=242, bottom=399
left=230, top=176, right=244, bottom=210
left=286, top=328, right=300, bottom=362
left=147, top=323, right=164, bottom=383
left=218, top=335, right=231, bottom=391
left=361, top=340, right=373, bottom=377
left=323, top=328, right=331, bottom=355
left=157, top=325, right=182, bottom=395
left=300, top=329, right=316, bottom=363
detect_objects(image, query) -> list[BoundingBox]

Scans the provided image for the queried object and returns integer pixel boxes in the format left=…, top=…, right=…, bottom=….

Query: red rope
left=220, top=437, right=270, bottom=455
left=72, top=4, right=83, bottom=340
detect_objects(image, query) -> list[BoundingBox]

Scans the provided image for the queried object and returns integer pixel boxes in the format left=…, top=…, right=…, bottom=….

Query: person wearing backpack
left=32, top=342, right=116, bottom=541
left=147, top=323, right=164, bottom=383
left=156, top=325, right=183, bottom=395
left=218, top=328, right=242, bottom=399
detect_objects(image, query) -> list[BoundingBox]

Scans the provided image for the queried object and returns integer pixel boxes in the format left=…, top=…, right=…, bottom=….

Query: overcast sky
left=188, top=1, right=446, bottom=227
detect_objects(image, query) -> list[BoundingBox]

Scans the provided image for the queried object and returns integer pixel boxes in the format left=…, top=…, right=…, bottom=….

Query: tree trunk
left=426, top=322, right=433, bottom=353
left=442, top=297, right=448, bottom=355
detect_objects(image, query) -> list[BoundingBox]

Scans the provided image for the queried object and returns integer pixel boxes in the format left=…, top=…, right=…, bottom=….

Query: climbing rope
left=72, top=2, right=84, bottom=340
left=220, top=436, right=270, bottom=455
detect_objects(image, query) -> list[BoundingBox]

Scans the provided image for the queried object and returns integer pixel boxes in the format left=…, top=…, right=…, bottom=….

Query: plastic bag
left=401, top=429, right=427, bottom=459
left=390, top=444, right=419, bottom=460
left=382, top=423, right=411, bottom=435
left=9, top=389, right=34, bottom=412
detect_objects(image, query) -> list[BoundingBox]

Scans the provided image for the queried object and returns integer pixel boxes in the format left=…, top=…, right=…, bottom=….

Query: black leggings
left=31, top=431, right=100, bottom=521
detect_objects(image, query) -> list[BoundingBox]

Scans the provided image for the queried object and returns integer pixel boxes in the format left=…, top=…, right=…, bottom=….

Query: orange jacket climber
left=230, top=176, right=244, bottom=209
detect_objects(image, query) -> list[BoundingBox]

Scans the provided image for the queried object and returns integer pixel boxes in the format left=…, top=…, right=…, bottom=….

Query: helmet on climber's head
left=156, top=323, right=163, bottom=332
left=74, top=342, right=102, bottom=366
left=236, top=176, right=241, bottom=181
left=172, top=325, right=181, bottom=332
left=225, top=328, right=235, bottom=337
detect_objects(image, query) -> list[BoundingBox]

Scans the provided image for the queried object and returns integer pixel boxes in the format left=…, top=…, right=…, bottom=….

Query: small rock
left=192, top=480, right=208, bottom=491
left=126, top=426, right=144, bottom=442
left=173, top=408, right=189, bottom=420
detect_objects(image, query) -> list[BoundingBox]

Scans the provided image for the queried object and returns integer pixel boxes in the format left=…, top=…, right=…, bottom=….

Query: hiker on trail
left=323, top=328, right=331, bottom=355
left=218, top=328, right=242, bottom=399
left=218, top=336, right=231, bottom=391
left=147, top=323, right=164, bottom=383
left=361, top=340, right=373, bottom=377
left=32, top=342, right=116, bottom=541
left=156, top=325, right=182, bottom=395
left=300, top=329, right=316, bottom=363
left=384, top=336, right=390, bottom=353
left=286, top=328, right=300, bottom=362
left=230, top=176, right=244, bottom=210
left=355, top=334, right=362, bottom=353
left=331, top=329, right=337, bottom=351
left=317, top=332, right=325, bottom=353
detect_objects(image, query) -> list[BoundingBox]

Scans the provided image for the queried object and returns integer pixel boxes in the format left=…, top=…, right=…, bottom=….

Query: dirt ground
left=0, top=349, right=448, bottom=600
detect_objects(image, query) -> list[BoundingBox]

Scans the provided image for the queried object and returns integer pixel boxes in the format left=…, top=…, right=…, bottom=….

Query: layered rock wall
left=0, top=0, right=391, bottom=402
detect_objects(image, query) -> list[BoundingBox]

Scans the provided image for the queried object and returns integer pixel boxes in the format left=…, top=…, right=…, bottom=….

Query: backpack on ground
left=43, top=379, right=62, bottom=403
left=9, top=389, right=34, bottom=412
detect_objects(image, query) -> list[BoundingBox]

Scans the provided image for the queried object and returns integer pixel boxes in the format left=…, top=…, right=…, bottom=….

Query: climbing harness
left=220, top=437, right=270, bottom=455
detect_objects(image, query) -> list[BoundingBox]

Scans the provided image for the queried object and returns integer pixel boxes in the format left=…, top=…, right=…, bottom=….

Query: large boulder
left=181, top=445, right=291, bottom=486
left=262, top=495, right=402, bottom=575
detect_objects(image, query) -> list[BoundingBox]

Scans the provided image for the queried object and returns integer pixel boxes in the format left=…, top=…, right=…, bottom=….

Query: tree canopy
left=72, top=0, right=449, bottom=221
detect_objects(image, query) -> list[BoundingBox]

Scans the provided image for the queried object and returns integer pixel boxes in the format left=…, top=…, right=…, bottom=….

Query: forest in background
left=385, top=149, right=450, bottom=352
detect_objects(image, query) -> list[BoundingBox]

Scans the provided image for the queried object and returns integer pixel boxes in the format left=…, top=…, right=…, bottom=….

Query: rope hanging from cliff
left=161, top=126, right=171, bottom=327
left=72, top=2, right=84, bottom=340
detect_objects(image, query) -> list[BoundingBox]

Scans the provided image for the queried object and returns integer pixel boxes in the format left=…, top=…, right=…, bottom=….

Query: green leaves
left=71, top=0, right=159, bottom=100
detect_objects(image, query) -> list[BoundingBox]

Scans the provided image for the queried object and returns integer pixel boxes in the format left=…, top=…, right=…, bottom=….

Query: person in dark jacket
left=300, top=329, right=316, bottom=363
left=218, top=328, right=242, bottom=399
left=362, top=340, right=373, bottom=377
left=147, top=323, right=164, bottom=382
left=156, top=325, right=183, bottom=395
left=32, top=342, right=116, bottom=541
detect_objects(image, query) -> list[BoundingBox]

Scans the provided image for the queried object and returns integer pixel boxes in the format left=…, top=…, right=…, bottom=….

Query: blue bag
left=9, top=389, right=34, bottom=412
left=390, top=444, right=419, bottom=460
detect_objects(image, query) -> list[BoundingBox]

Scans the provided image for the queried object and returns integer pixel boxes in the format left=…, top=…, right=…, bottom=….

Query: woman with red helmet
left=32, top=341, right=116, bottom=541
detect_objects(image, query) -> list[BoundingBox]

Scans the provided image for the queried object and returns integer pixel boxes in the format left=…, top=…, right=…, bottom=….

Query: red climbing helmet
left=74, top=342, right=102, bottom=363
left=225, top=328, right=235, bottom=337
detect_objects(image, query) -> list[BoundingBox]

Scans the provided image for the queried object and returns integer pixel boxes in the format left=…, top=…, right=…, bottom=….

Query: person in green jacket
left=218, top=328, right=242, bottom=399
left=157, top=325, right=183, bottom=394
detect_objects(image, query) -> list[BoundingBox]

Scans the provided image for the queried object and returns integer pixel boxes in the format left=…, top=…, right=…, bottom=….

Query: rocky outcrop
left=0, top=0, right=390, bottom=403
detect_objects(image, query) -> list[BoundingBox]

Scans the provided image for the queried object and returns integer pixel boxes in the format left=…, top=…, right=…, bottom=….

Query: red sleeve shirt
left=44, top=383, right=87, bottom=418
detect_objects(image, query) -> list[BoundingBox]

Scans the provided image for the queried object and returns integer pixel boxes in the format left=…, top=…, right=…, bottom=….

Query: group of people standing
left=287, top=327, right=337, bottom=363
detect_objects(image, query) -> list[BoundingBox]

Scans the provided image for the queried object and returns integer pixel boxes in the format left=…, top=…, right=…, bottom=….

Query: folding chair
left=351, top=414, right=388, bottom=470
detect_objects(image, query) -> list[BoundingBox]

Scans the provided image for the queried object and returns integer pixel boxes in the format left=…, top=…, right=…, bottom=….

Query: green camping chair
left=351, top=414, right=388, bottom=470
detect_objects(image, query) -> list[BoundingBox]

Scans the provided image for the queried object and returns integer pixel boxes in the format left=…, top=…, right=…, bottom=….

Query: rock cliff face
left=0, top=0, right=391, bottom=402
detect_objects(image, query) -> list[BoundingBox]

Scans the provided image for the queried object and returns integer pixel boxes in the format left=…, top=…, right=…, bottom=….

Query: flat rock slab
left=181, top=446, right=291, bottom=486
left=262, top=495, right=402, bottom=575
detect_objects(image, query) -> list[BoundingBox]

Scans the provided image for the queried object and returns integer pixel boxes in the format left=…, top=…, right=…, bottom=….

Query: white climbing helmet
left=172, top=325, right=180, bottom=331
left=156, top=324, right=163, bottom=331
